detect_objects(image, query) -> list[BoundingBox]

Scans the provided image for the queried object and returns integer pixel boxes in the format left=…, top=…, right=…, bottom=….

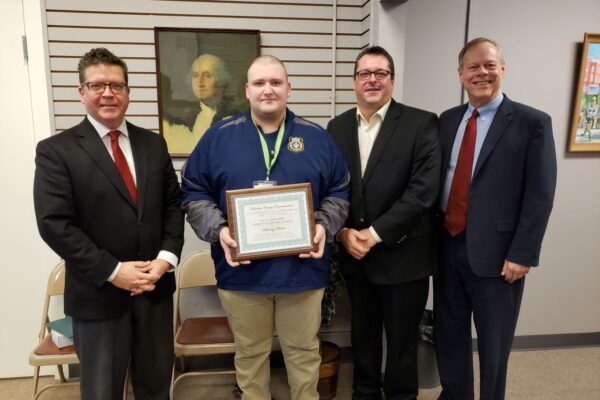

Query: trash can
left=417, top=309, right=440, bottom=388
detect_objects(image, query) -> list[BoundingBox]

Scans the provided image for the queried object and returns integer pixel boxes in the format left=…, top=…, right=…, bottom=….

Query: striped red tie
left=108, top=130, right=137, bottom=204
left=444, top=109, right=479, bottom=236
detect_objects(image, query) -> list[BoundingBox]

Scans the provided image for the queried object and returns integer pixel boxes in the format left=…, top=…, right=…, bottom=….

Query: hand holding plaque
left=226, top=183, right=318, bottom=262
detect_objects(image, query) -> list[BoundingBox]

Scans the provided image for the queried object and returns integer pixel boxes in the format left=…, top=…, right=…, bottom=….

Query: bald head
left=247, top=55, right=288, bottom=81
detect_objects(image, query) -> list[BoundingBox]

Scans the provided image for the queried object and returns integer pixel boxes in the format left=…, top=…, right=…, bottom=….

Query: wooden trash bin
left=317, top=341, right=341, bottom=399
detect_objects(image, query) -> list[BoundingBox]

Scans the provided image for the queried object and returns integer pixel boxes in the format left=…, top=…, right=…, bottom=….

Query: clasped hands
left=339, top=229, right=531, bottom=283
left=338, top=228, right=378, bottom=260
left=219, top=224, right=327, bottom=267
left=112, top=259, right=171, bottom=296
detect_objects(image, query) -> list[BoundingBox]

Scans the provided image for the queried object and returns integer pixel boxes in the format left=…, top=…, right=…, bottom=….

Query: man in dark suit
left=34, top=48, right=184, bottom=400
left=435, top=38, right=557, bottom=400
left=327, top=46, right=441, bottom=400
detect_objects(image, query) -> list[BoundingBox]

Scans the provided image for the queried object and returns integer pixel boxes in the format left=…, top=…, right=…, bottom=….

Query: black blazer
left=439, top=95, right=557, bottom=276
left=327, top=100, right=441, bottom=284
left=34, top=117, right=184, bottom=320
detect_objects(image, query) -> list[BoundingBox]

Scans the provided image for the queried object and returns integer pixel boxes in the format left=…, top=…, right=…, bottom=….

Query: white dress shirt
left=355, top=100, right=392, bottom=243
left=87, top=115, right=178, bottom=281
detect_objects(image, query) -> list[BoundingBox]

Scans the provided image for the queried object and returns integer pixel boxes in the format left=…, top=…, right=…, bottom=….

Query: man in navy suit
left=435, top=38, right=557, bottom=400
left=34, top=48, right=184, bottom=400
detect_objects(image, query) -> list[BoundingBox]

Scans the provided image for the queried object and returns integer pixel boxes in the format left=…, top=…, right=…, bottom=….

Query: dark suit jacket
left=34, top=117, right=184, bottom=320
left=439, top=95, right=557, bottom=276
left=327, top=100, right=441, bottom=284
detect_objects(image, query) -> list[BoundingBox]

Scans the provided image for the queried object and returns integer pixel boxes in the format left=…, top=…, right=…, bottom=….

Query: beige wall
left=1, top=0, right=56, bottom=379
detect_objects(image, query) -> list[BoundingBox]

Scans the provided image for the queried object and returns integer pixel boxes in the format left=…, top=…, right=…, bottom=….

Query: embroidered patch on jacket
left=287, top=136, right=304, bottom=153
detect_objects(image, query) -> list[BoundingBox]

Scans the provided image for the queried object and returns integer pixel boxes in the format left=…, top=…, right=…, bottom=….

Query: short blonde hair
left=458, top=37, right=504, bottom=69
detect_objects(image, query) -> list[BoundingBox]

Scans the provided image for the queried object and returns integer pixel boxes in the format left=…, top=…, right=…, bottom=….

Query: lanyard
left=253, top=119, right=285, bottom=180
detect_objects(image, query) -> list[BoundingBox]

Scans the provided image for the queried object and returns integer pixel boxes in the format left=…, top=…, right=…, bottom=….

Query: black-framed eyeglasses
left=355, top=70, right=392, bottom=81
left=82, top=82, right=128, bottom=94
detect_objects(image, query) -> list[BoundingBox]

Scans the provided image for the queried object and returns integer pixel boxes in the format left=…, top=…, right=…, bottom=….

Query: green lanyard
left=253, top=119, right=285, bottom=180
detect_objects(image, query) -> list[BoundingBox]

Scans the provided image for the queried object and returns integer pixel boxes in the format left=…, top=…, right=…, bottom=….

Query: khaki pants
left=218, top=288, right=324, bottom=400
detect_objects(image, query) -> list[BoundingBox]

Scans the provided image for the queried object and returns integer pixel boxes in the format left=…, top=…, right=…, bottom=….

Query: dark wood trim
left=262, top=45, right=361, bottom=50
left=47, top=24, right=153, bottom=31
left=50, top=55, right=156, bottom=60
left=49, top=40, right=154, bottom=46
left=47, top=9, right=361, bottom=22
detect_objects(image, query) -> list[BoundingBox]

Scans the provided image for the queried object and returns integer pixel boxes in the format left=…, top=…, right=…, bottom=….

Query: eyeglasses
left=355, top=70, right=392, bottom=81
left=82, top=82, right=128, bottom=94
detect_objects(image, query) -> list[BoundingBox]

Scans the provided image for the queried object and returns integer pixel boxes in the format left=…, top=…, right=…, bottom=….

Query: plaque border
left=226, top=183, right=317, bottom=261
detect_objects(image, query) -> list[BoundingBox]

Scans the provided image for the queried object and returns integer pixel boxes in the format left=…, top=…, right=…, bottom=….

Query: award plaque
left=226, top=183, right=317, bottom=261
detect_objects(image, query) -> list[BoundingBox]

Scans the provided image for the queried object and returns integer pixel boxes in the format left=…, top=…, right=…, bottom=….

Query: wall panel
left=45, top=0, right=366, bottom=136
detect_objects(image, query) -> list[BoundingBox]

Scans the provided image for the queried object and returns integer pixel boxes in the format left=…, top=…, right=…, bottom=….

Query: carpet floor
left=3, top=347, right=599, bottom=399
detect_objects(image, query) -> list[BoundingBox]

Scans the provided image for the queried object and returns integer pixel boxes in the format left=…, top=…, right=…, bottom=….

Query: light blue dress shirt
left=441, top=93, right=504, bottom=212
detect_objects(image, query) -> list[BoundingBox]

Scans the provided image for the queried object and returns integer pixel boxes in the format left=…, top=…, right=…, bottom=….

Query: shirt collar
left=467, top=92, right=504, bottom=120
left=87, top=114, right=129, bottom=139
left=356, top=99, right=392, bottom=124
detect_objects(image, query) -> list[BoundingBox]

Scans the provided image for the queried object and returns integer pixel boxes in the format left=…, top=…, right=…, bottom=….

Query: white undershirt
left=356, top=99, right=392, bottom=177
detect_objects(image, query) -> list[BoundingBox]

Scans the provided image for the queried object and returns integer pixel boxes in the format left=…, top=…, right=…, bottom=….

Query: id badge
left=253, top=180, right=278, bottom=188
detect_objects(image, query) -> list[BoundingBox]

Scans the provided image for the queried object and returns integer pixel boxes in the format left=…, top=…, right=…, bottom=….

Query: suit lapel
left=128, top=123, right=147, bottom=220
left=473, top=96, right=513, bottom=179
left=338, top=110, right=364, bottom=194
left=362, top=101, right=400, bottom=184
left=77, top=118, right=137, bottom=210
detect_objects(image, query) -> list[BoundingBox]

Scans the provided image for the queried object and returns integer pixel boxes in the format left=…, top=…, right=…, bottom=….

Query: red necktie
left=108, top=130, right=137, bottom=204
left=444, top=109, right=479, bottom=236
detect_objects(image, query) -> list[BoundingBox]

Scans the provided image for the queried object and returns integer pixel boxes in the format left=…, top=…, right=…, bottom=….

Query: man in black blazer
left=327, top=46, right=440, bottom=400
left=435, top=38, right=557, bottom=400
left=34, top=48, right=184, bottom=400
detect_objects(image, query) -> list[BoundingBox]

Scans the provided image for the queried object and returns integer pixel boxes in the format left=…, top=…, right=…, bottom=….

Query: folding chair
left=28, top=261, right=79, bottom=399
left=173, top=251, right=237, bottom=392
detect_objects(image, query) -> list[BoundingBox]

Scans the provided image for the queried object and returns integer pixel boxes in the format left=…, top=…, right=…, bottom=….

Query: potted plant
left=318, top=242, right=345, bottom=399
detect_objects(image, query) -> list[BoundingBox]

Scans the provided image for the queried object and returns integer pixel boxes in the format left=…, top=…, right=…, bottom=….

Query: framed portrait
left=568, top=33, right=600, bottom=152
left=154, top=28, right=260, bottom=157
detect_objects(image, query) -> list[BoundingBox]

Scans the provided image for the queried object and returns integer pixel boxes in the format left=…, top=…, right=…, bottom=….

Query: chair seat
left=176, top=316, right=235, bottom=345
left=29, top=335, right=78, bottom=366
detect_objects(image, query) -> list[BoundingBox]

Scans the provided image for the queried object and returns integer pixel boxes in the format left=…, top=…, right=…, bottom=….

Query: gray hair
left=191, top=54, right=231, bottom=88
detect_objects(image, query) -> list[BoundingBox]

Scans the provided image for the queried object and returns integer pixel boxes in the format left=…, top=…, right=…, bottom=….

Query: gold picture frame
left=568, top=33, right=600, bottom=152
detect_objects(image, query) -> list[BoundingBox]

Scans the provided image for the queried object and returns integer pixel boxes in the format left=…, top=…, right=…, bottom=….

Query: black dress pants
left=345, top=266, right=429, bottom=400
left=73, top=294, right=174, bottom=400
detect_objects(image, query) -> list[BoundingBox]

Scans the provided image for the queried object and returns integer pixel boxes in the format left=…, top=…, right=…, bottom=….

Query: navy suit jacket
left=328, top=100, right=441, bottom=284
left=439, top=95, right=557, bottom=277
left=34, top=117, right=184, bottom=320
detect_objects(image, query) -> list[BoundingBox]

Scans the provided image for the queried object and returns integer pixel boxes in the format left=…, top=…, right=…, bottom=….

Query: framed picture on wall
left=154, top=28, right=260, bottom=157
left=568, top=33, right=600, bottom=152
